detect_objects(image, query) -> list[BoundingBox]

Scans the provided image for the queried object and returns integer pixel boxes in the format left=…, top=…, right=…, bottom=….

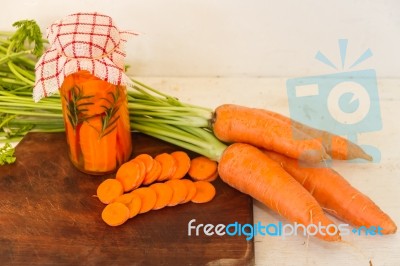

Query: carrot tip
left=364, top=154, right=373, bottom=161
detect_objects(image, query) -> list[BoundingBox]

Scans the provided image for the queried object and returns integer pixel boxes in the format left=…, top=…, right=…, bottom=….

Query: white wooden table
left=138, top=77, right=400, bottom=266
left=3, top=77, right=399, bottom=265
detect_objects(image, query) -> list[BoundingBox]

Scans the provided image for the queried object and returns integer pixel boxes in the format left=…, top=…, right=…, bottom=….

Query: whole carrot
left=264, top=150, right=397, bottom=234
left=218, top=143, right=341, bottom=241
left=212, top=104, right=329, bottom=163
left=261, top=109, right=372, bottom=161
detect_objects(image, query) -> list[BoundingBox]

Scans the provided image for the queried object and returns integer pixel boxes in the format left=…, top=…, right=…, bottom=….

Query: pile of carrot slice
left=96, top=152, right=218, bottom=226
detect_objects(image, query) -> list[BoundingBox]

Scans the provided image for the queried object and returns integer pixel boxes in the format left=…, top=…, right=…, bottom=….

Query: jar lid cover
left=33, top=12, right=136, bottom=102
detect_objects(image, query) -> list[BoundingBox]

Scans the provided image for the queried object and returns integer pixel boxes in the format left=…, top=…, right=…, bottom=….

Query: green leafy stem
left=0, top=143, right=16, bottom=165
left=64, top=85, right=94, bottom=129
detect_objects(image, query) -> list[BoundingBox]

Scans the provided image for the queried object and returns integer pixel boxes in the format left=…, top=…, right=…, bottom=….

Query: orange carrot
left=130, top=158, right=147, bottom=183
left=150, top=183, right=174, bottom=210
left=116, top=161, right=145, bottom=192
left=212, top=104, right=329, bottom=163
left=180, top=179, right=197, bottom=204
left=79, top=116, right=117, bottom=174
left=155, top=153, right=177, bottom=181
left=60, top=76, right=78, bottom=164
left=75, top=78, right=116, bottom=117
left=62, top=107, right=80, bottom=165
left=114, top=193, right=135, bottom=205
left=165, top=179, right=188, bottom=206
left=115, top=86, right=133, bottom=166
left=218, top=143, right=340, bottom=241
left=114, top=192, right=142, bottom=218
left=96, top=178, right=124, bottom=204
left=115, top=161, right=144, bottom=192
left=204, top=171, right=219, bottom=182
left=72, top=70, right=99, bottom=84
left=191, top=181, right=216, bottom=204
left=134, top=154, right=154, bottom=174
left=170, top=151, right=191, bottom=179
left=188, top=156, right=218, bottom=181
left=264, top=150, right=397, bottom=234
left=101, top=202, right=130, bottom=226
left=142, top=159, right=162, bottom=185
left=131, top=187, right=157, bottom=214
left=261, top=109, right=372, bottom=161
left=126, top=193, right=142, bottom=219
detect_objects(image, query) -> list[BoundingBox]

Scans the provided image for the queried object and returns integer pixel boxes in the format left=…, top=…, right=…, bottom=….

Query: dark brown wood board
left=0, top=132, right=254, bottom=266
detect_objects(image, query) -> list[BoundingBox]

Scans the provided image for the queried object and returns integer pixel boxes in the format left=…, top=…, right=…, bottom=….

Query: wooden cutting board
left=0, top=132, right=254, bottom=266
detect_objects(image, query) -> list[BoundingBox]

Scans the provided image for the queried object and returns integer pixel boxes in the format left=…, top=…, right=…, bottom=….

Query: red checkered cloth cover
left=33, top=12, right=136, bottom=102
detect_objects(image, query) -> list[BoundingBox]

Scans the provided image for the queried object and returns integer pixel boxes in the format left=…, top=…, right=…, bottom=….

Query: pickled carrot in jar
left=60, top=71, right=132, bottom=175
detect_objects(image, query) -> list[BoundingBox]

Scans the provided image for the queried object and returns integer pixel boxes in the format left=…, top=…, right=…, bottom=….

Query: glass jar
left=59, top=70, right=132, bottom=175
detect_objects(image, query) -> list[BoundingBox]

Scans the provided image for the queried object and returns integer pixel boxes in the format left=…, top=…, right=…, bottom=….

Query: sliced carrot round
left=142, top=159, right=162, bottom=185
left=155, top=153, right=177, bottom=181
left=180, top=179, right=197, bottom=204
left=170, top=151, right=191, bottom=180
left=114, top=193, right=135, bottom=205
left=131, top=187, right=157, bottom=214
left=191, top=181, right=216, bottom=204
left=165, top=179, right=188, bottom=206
left=116, top=161, right=144, bottom=192
left=101, top=202, right=130, bottom=226
left=134, top=154, right=154, bottom=174
left=204, top=170, right=219, bottom=182
left=188, top=156, right=218, bottom=181
left=97, top=178, right=124, bottom=204
left=130, top=157, right=147, bottom=179
left=150, top=183, right=174, bottom=210
left=127, top=193, right=142, bottom=218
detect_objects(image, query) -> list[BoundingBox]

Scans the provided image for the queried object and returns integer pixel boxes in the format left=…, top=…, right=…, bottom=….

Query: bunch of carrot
left=213, top=104, right=397, bottom=240
left=96, top=152, right=218, bottom=226
left=127, top=84, right=397, bottom=242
